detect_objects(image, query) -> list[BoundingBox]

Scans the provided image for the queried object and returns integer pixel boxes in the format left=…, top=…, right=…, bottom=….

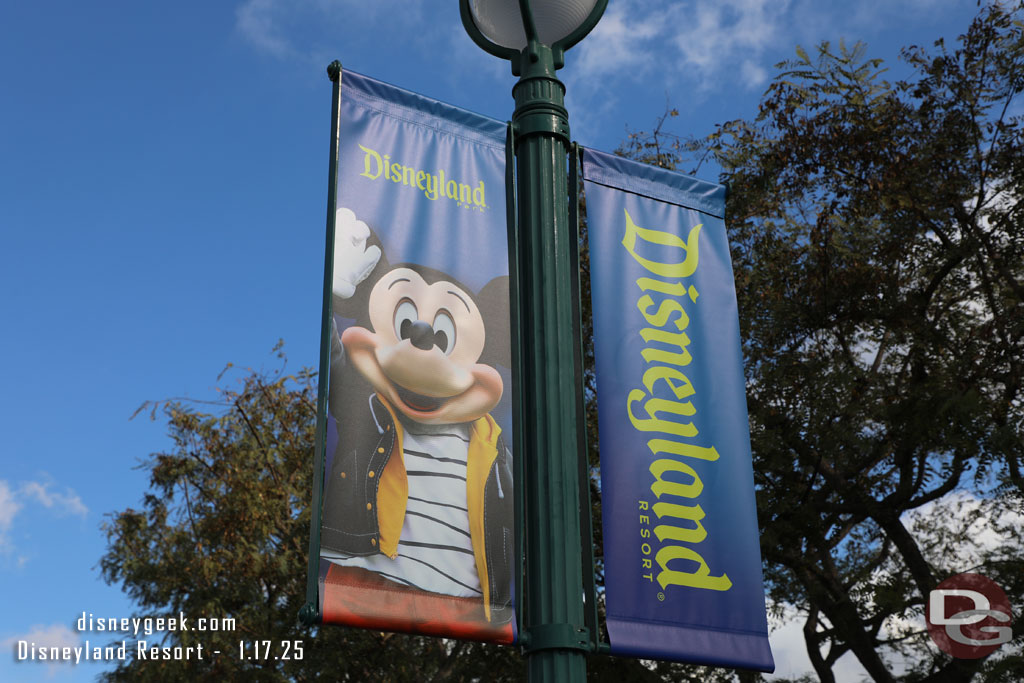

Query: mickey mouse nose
left=404, top=320, right=436, bottom=351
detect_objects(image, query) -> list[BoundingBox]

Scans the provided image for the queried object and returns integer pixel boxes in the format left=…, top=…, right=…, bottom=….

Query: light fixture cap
left=461, top=0, right=606, bottom=61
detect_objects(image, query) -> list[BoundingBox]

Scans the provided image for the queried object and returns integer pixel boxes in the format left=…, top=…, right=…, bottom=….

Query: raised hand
left=333, top=208, right=382, bottom=300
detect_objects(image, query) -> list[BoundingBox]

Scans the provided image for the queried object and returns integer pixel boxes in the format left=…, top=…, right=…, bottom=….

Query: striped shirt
left=325, top=419, right=482, bottom=598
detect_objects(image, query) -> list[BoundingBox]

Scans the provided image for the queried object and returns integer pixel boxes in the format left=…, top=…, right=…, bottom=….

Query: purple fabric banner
left=583, top=147, right=773, bottom=671
left=317, top=69, right=515, bottom=644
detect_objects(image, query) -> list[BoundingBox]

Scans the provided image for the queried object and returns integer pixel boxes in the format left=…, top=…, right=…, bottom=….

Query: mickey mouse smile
left=393, top=383, right=448, bottom=413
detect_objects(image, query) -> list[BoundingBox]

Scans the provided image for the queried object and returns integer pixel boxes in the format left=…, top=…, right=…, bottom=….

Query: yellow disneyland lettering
left=655, top=546, right=732, bottom=592
left=356, top=144, right=487, bottom=210
left=621, top=208, right=732, bottom=595
left=622, top=209, right=701, bottom=278
left=359, top=144, right=383, bottom=180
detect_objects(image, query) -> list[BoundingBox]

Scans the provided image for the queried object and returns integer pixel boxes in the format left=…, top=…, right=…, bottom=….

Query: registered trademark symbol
left=657, top=592, right=665, bottom=602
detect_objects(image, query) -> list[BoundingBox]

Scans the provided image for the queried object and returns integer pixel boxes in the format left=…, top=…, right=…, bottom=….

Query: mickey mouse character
left=320, top=208, right=514, bottom=641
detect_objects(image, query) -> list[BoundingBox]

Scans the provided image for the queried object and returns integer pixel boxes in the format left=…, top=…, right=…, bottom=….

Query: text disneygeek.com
left=13, top=612, right=304, bottom=666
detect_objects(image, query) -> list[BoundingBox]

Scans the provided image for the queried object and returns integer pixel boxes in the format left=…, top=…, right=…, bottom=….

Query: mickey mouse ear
left=476, top=275, right=511, bottom=368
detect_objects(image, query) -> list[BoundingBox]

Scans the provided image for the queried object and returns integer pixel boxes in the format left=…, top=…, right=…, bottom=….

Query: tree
left=621, top=3, right=1024, bottom=681
left=104, top=4, right=1024, bottom=682
left=101, top=348, right=523, bottom=681
left=102, top=347, right=713, bottom=681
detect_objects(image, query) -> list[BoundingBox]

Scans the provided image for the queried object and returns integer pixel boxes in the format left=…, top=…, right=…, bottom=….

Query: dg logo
left=926, top=573, right=1013, bottom=659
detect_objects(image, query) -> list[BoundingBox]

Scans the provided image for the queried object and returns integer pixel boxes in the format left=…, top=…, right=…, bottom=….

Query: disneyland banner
left=318, top=69, right=515, bottom=644
left=582, top=148, right=773, bottom=670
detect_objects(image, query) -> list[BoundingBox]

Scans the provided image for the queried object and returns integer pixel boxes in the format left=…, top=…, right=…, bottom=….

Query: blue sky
left=0, top=1, right=985, bottom=681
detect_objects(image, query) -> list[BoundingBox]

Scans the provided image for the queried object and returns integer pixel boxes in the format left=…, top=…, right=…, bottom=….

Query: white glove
left=333, top=208, right=382, bottom=299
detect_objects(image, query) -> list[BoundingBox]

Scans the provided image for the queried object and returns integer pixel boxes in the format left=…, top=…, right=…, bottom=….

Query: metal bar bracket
left=522, top=623, right=592, bottom=654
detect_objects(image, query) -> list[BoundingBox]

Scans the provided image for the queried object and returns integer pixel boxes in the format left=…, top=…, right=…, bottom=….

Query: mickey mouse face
left=341, top=267, right=503, bottom=424
left=393, top=300, right=456, bottom=355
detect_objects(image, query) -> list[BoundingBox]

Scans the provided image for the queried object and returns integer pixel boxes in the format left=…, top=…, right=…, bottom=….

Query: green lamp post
left=460, top=2, right=607, bottom=681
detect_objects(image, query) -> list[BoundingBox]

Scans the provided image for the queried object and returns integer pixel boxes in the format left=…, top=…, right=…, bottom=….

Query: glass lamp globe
left=469, top=0, right=600, bottom=50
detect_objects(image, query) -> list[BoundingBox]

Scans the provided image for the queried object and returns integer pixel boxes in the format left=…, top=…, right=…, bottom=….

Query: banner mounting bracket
left=521, top=623, right=591, bottom=653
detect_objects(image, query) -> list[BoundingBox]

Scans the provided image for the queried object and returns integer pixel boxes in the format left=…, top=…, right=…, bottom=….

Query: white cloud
left=0, top=477, right=88, bottom=562
left=740, top=60, right=769, bottom=88
left=902, top=490, right=1024, bottom=571
left=19, top=481, right=88, bottom=518
left=572, top=2, right=667, bottom=80
left=765, top=604, right=871, bottom=682
left=235, top=0, right=794, bottom=97
left=3, top=623, right=81, bottom=651
left=235, top=0, right=431, bottom=63
left=3, top=623, right=82, bottom=677
left=0, top=481, right=22, bottom=532
left=765, top=606, right=812, bottom=678
left=233, top=0, right=978, bottom=112
left=763, top=489, right=1023, bottom=680
left=566, top=0, right=794, bottom=100
left=445, top=21, right=507, bottom=84
left=673, top=0, right=789, bottom=75
left=0, top=481, right=23, bottom=553
left=236, top=0, right=292, bottom=57
left=561, top=0, right=800, bottom=139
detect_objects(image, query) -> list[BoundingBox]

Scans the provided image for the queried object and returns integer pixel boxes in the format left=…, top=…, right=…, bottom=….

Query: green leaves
left=722, top=5, right=1024, bottom=682
left=101, top=357, right=524, bottom=681
left=621, top=4, right=1024, bottom=682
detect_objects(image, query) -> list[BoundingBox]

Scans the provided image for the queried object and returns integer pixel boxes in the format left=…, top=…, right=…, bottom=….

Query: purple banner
left=317, top=69, right=515, bottom=644
left=583, top=147, right=773, bottom=671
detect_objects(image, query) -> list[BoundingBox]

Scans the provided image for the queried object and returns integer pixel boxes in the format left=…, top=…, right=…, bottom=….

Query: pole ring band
left=513, top=116, right=570, bottom=142
left=522, top=623, right=591, bottom=653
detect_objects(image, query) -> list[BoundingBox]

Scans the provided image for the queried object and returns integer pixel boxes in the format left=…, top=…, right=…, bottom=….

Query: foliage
left=103, top=344, right=732, bottom=680
left=101, top=349, right=523, bottom=681
left=102, top=4, right=1024, bottom=682
left=621, top=4, right=1024, bottom=681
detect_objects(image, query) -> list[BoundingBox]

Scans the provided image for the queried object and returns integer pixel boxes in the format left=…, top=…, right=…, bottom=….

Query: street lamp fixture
left=460, top=2, right=607, bottom=682
left=462, top=0, right=605, bottom=69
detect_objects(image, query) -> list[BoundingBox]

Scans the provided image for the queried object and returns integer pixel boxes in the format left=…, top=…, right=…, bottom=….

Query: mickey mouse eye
left=432, top=310, right=456, bottom=355
left=394, top=299, right=418, bottom=340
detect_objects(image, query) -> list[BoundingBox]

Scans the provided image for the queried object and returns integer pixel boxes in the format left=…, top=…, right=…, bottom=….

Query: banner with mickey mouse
left=314, top=68, right=516, bottom=644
